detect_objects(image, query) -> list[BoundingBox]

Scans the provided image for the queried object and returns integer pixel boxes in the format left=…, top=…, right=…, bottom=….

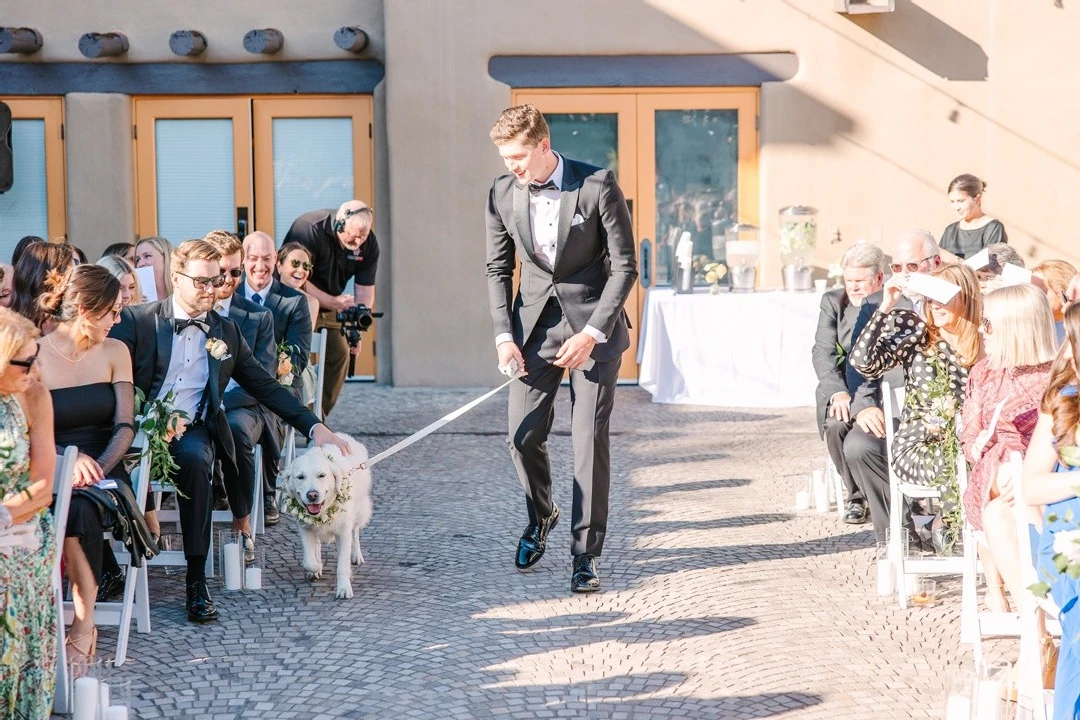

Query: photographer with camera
left=284, top=201, right=379, bottom=417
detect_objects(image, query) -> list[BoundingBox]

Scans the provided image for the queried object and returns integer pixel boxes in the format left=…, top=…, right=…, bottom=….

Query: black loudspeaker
left=0, top=101, right=12, bottom=193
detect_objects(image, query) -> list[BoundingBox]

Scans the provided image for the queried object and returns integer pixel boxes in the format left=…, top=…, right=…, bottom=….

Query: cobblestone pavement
left=83, top=384, right=991, bottom=719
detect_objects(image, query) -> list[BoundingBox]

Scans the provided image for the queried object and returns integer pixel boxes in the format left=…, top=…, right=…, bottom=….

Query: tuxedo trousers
left=224, top=407, right=264, bottom=520
left=507, top=297, right=621, bottom=558
left=170, top=425, right=216, bottom=559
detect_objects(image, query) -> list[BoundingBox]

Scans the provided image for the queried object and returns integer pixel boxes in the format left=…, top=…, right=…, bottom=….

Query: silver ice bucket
left=782, top=264, right=813, bottom=292
left=730, top=264, right=756, bottom=293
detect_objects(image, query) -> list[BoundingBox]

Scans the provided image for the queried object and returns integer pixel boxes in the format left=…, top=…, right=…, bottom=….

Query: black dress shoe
left=186, top=580, right=219, bottom=623
left=515, top=505, right=560, bottom=571
left=843, top=501, right=869, bottom=525
left=263, top=496, right=280, bottom=526
left=96, top=569, right=125, bottom=603
left=571, top=554, right=600, bottom=593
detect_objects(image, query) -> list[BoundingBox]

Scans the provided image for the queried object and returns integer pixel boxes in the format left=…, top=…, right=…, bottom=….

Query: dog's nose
left=306, top=490, right=320, bottom=502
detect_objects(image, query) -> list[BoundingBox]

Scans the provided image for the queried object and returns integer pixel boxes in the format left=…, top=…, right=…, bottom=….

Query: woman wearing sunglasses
left=276, top=242, right=320, bottom=332
left=0, top=305, right=59, bottom=716
left=36, top=264, right=136, bottom=668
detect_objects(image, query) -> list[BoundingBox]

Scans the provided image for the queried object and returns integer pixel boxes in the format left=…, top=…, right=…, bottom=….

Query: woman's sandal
left=986, top=583, right=1012, bottom=614
left=66, top=627, right=98, bottom=675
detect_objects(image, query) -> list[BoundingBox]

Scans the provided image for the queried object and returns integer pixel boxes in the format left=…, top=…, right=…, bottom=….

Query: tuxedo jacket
left=812, top=288, right=881, bottom=436
left=485, top=156, right=638, bottom=362
left=110, top=300, right=321, bottom=477
left=236, top=277, right=312, bottom=384
left=221, top=294, right=276, bottom=412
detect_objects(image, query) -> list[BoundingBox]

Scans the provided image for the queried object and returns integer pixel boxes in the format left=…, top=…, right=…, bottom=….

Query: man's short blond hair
left=202, top=230, right=244, bottom=260
left=490, top=104, right=550, bottom=146
left=172, top=239, right=222, bottom=273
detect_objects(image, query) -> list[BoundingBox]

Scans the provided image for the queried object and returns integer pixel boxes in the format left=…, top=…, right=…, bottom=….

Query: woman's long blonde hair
left=982, top=283, right=1058, bottom=369
left=136, top=236, right=173, bottom=297
left=924, top=262, right=983, bottom=368
left=0, top=306, right=40, bottom=374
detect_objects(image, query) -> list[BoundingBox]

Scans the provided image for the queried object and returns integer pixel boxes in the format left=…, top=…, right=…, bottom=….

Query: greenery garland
left=283, top=472, right=354, bottom=527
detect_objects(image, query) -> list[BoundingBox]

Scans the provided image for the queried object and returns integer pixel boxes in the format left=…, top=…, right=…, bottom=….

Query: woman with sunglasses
left=0, top=306, right=59, bottom=717
left=960, top=283, right=1056, bottom=614
left=276, top=241, right=320, bottom=332
left=851, top=263, right=983, bottom=546
left=37, top=265, right=136, bottom=667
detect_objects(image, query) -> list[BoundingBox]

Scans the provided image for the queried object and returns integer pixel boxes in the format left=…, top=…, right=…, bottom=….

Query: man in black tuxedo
left=485, top=105, right=637, bottom=593
left=110, top=239, right=349, bottom=622
left=812, top=243, right=886, bottom=525
left=239, top=230, right=313, bottom=524
left=204, top=231, right=277, bottom=555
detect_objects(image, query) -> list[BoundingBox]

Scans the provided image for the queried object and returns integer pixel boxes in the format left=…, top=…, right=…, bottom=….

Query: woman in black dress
left=36, top=265, right=135, bottom=665
left=940, top=173, right=1008, bottom=259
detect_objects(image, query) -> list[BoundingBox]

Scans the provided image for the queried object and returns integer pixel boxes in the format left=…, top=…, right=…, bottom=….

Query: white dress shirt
left=495, top=154, right=607, bottom=348
left=160, top=297, right=211, bottom=420
left=244, top=279, right=269, bottom=304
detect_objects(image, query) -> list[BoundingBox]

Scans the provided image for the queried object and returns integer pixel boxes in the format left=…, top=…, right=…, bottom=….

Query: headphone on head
left=333, top=206, right=372, bottom=234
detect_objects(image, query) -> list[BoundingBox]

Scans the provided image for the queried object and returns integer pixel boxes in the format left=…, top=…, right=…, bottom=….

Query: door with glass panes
left=133, top=96, right=376, bottom=378
left=513, top=89, right=758, bottom=381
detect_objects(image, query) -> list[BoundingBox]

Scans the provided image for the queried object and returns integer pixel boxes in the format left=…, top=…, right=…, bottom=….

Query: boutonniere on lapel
left=205, top=338, right=232, bottom=361
left=276, top=340, right=296, bottom=386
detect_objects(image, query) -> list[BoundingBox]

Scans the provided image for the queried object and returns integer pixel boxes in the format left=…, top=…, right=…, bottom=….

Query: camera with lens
left=335, top=304, right=383, bottom=376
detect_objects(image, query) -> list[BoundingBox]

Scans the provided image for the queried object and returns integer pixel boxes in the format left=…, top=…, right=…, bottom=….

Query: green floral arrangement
left=135, top=387, right=189, bottom=495
left=1029, top=424, right=1080, bottom=599
left=910, top=351, right=963, bottom=549
left=703, top=262, right=728, bottom=295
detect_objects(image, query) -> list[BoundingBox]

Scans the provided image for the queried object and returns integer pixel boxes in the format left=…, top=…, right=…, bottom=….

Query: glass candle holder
left=159, top=532, right=185, bottom=576
left=793, top=476, right=811, bottom=511
left=910, top=577, right=937, bottom=607
left=875, top=539, right=895, bottom=597
left=218, top=530, right=244, bottom=591
left=245, top=545, right=265, bottom=590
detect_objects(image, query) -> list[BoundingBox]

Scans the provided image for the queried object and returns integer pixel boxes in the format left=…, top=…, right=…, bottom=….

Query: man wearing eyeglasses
left=238, top=231, right=313, bottom=525
left=203, top=231, right=277, bottom=558
left=110, top=239, right=350, bottom=624
left=284, top=200, right=380, bottom=417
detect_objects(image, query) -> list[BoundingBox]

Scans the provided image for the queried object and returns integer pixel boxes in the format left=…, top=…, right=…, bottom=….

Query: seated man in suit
left=111, top=239, right=348, bottom=623
left=204, top=231, right=276, bottom=557
left=812, top=242, right=886, bottom=525
left=238, top=231, right=312, bottom=525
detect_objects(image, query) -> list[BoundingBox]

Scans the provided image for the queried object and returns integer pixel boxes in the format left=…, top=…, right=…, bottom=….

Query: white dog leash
left=361, top=374, right=520, bottom=469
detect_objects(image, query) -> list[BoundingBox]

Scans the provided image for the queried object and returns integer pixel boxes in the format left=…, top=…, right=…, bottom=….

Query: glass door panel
left=510, top=93, right=640, bottom=381
left=0, top=98, right=66, bottom=255
left=252, top=97, right=375, bottom=378
left=638, top=91, right=758, bottom=289
left=134, top=98, right=252, bottom=242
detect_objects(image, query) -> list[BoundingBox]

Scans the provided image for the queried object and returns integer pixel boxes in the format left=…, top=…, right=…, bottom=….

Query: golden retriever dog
left=280, top=434, right=373, bottom=599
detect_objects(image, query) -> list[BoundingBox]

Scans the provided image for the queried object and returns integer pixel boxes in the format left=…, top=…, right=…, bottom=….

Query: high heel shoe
left=66, top=627, right=97, bottom=675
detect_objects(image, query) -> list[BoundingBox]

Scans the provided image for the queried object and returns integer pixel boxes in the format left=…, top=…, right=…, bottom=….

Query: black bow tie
left=528, top=180, right=559, bottom=196
left=173, top=317, right=209, bottom=335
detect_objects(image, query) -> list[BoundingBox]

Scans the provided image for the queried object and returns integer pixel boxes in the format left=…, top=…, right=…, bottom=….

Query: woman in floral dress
left=0, top=306, right=59, bottom=718
left=850, top=263, right=983, bottom=542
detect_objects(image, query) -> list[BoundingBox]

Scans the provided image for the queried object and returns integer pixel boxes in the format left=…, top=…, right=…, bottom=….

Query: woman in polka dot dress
left=851, top=263, right=983, bottom=490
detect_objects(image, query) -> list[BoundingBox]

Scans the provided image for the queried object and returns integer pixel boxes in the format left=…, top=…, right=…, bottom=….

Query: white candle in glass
left=105, top=706, right=130, bottom=720
left=223, top=541, right=242, bottom=590
left=72, top=677, right=99, bottom=720
left=876, top=559, right=894, bottom=596
left=245, top=566, right=262, bottom=590
left=99, top=682, right=111, bottom=716
left=976, top=680, right=1002, bottom=720
left=944, top=695, right=970, bottom=720
left=795, top=491, right=811, bottom=511
left=812, top=470, right=829, bottom=512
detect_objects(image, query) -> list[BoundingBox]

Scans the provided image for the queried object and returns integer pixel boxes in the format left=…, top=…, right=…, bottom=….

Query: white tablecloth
left=637, top=288, right=822, bottom=408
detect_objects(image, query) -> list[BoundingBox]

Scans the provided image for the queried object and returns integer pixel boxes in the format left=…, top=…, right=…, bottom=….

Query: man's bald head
left=242, top=231, right=278, bottom=292
left=890, top=229, right=941, bottom=275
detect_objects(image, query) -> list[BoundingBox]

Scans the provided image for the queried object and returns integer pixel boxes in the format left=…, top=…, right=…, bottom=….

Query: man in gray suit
left=485, top=104, right=637, bottom=593
left=812, top=243, right=886, bottom=525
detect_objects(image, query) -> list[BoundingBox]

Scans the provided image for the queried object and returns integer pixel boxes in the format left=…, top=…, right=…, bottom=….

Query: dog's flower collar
left=283, top=471, right=355, bottom=527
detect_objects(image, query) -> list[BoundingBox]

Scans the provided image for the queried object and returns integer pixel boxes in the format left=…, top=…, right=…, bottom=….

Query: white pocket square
left=571, top=213, right=586, bottom=227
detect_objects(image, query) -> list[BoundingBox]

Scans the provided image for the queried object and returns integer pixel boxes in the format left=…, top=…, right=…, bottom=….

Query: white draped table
left=637, top=287, right=822, bottom=408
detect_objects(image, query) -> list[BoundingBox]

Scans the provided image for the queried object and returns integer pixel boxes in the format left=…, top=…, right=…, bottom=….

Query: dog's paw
left=303, top=563, right=323, bottom=581
left=335, top=582, right=354, bottom=599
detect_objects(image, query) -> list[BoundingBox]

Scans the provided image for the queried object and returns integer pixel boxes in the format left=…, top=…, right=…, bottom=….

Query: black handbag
left=74, top=482, right=160, bottom=566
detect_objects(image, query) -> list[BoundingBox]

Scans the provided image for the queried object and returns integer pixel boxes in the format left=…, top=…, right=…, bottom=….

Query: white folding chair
left=63, top=438, right=153, bottom=667
left=51, top=446, right=79, bottom=715
left=883, top=381, right=968, bottom=608
left=1014, top=450, right=1061, bottom=720
left=285, top=328, right=329, bottom=467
